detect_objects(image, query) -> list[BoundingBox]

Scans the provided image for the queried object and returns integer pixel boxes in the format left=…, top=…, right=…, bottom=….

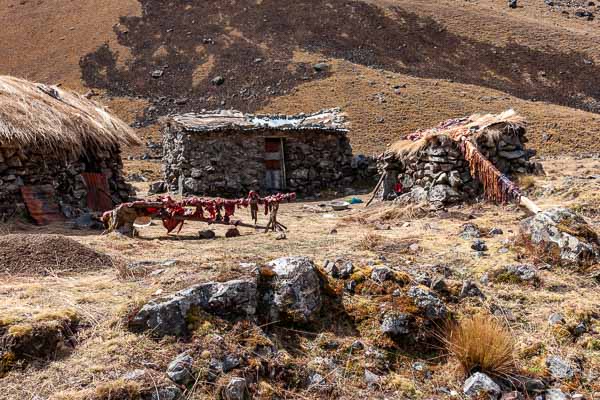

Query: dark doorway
left=264, top=138, right=286, bottom=191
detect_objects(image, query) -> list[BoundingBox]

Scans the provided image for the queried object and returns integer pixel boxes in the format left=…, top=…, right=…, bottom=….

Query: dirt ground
left=0, top=157, right=598, bottom=399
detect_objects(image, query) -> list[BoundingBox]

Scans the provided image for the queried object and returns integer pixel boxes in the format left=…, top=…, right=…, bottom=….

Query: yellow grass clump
left=445, top=314, right=516, bottom=379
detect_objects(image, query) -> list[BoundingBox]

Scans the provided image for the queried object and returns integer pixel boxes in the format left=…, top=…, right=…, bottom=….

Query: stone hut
left=0, top=76, right=140, bottom=223
left=378, top=110, right=542, bottom=204
left=162, top=108, right=354, bottom=197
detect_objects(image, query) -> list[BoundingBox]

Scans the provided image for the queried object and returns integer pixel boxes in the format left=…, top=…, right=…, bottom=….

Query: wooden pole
left=366, top=172, right=387, bottom=207
left=519, top=195, right=541, bottom=215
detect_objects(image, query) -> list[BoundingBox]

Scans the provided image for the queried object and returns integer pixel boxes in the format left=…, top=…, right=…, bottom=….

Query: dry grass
left=518, top=175, right=536, bottom=191
left=444, top=314, right=516, bottom=380
left=0, top=75, right=140, bottom=157
left=387, top=109, right=526, bottom=158
left=356, top=232, right=384, bottom=251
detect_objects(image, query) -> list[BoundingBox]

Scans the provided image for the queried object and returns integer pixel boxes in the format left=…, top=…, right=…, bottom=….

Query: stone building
left=378, top=110, right=542, bottom=204
left=0, top=76, right=140, bottom=223
left=162, top=108, right=354, bottom=197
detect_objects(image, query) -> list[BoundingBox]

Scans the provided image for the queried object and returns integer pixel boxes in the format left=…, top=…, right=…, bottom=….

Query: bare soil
left=0, top=234, right=113, bottom=276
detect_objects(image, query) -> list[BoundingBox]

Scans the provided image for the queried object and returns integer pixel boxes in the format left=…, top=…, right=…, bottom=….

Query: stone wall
left=162, top=127, right=356, bottom=197
left=378, top=129, right=542, bottom=204
left=0, top=145, right=133, bottom=220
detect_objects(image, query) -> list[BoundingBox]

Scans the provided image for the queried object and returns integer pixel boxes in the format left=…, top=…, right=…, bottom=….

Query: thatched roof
left=0, top=76, right=141, bottom=156
left=167, top=108, right=349, bottom=134
left=387, top=109, right=526, bottom=158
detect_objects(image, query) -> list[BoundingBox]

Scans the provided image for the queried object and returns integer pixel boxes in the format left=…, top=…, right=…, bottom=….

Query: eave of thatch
left=0, top=76, right=141, bottom=157
left=386, top=109, right=527, bottom=158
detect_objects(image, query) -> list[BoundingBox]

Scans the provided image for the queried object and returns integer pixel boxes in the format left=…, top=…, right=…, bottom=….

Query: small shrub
left=444, top=314, right=516, bottom=379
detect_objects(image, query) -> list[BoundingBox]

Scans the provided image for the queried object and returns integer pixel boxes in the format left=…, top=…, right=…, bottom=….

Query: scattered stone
left=520, top=207, right=599, bottom=265
left=364, top=369, right=381, bottom=387
left=275, top=231, right=287, bottom=240
left=524, top=378, right=546, bottom=394
left=225, top=228, right=241, bottom=238
left=460, top=280, right=485, bottom=298
left=222, top=377, right=248, bottom=400
left=371, top=266, right=393, bottom=283
left=167, top=353, right=195, bottom=386
left=471, top=239, right=488, bottom=252
left=546, top=355, right=575, bottom=380
left=308, top=372, right=326, bottom=387
left=463, top=372, right=501, bottom=399
left=381, top=312, right=413, bottom=336
left=198, top=230, right=216, bottom=240
left=151, top=69, right=164, bottom=78
left=265, top=257, right=322, bottom=323
left=548, top=313, right=566, bottom=326
left=492, top=264, right=538, bottom=283
left=323, top=260, right=339, bottom=278
left=222, top=354, right=241, bottom=372
left=130, top=279, right=257, bottom=336
left=350, top=340, right=364, bottom=351
left=501, top=391, right=523, bottom=400
left=345, top=280, right=357, bottom=293
left=211, top=76, right=225, bottom=85
left=339, top=261, right=354, bottom=279
left=145, top=386, right=182, bottom=400
left=407, top=286, right=447, bottom=319
left=489, top=227, right=504, bottom=235
left=431, top=277, right=448, bottom=292
left=122, top=369, right=147, bottom=381
left=460, top=223, right=481, bottom=240
left=313, top=62, right=330, bottom=72
left=148, top=181, right=168, bottom=194
left=545, top=389, right=568, bottom=400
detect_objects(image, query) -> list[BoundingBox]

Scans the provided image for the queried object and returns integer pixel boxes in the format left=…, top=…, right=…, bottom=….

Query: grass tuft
left=357, top=232, right=384, bottom=251
left=444, top=314, right=516, bottom=379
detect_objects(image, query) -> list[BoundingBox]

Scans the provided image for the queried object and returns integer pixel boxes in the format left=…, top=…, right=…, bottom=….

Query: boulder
left=381, top=312, right=413, bottom=336
left=471, top=239, right=488, bottom=252
left=460, top=280, right=485, bottom=298
left=545, top=389, right=568, bottom=400
left=407, top=286, right=448, bottom=320
left=460, top=223, right=481, bottom=240
left=265, top=257, right=322, bottom=323
left=520, top=207, right=599, bottom=265
left=546, top=355, right=575, bottom=380
left=371, top=266, right=393, bottom=283
left=130, top=279, right=257, bottom=336
left=166, top=353, right=195, bottom=386
left=463, top=372, right=501, bottom=399
left=222, top=377, right=248, bottom=400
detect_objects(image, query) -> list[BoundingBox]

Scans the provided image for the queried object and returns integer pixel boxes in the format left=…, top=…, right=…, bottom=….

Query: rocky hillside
left=2, top=0, right=600, bottom=157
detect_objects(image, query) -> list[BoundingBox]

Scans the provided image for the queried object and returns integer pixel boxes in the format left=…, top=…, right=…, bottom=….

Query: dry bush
left=356, top=232, right=384, bottom=251
left=444, top=314, right=516, bottom=379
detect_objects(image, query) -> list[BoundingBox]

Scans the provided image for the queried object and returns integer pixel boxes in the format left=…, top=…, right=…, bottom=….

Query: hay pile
left=0, top=234, right=112, bottom=275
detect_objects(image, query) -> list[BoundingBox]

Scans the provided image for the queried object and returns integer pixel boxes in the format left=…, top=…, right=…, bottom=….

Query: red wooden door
left=82, top=173, right=114, bottom=212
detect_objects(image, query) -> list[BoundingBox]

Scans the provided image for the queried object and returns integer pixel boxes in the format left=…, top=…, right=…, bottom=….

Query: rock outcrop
left=520, top=207, right=599, bottom=265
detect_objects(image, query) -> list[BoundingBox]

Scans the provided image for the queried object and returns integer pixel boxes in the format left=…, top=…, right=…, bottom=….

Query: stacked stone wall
left=0, top=146, right=132, bottom=220
left=162, top=127, right=356, bottom=197
left=378, top=128, right=541, bottom=204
